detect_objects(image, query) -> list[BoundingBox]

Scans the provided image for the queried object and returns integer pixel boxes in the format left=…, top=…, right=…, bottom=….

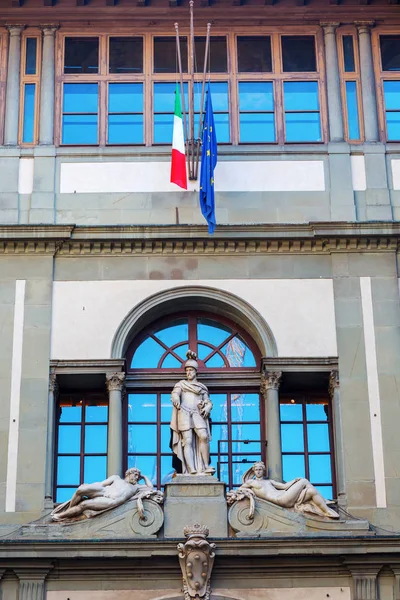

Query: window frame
left=337, top=27, right=364, bottom=143
left=372, top=27, right=400, bottom=142
left=0, top=28, right=8, bottom=145
left=55, top=27, right=328, bottom=147
left=19, top=30, right=42, bottom=147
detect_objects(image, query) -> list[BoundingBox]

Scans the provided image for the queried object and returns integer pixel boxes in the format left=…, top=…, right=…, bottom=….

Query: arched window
left=125, top=311, right=265, bottom=489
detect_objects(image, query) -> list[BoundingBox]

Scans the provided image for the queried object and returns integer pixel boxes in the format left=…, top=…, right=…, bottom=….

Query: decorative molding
left=355, top=20, right=375, bottom=34
left=106, top=372, right=126, bottom=392
left=262, top=356, right=338, bottom=372
left=40, top=24, right=59, bottom=33
left=50, top=359, right=125, bottom=375
left=14, top=567, right=53, bottom=600
left=320, top=21, right=340, bottom=31
left=177, top=524, right=216, bottom=600
left=329, top=369, right=340, bottom=398
left=347, top=568, right=380, bottom=600
left=48, top=372, right=58, bottom=394
left=5, top=24, right=25, bottom=33
left=260, top=370, right=282, bottom=393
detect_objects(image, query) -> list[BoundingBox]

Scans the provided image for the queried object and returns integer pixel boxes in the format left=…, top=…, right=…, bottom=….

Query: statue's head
left=124, top=467, right=140, bottom=484
left=185, top=350, right=198, bottom=380
left=253, top=461, right=266, bottom=479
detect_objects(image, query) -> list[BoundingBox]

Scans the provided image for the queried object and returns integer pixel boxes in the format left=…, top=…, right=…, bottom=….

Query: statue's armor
left=171, top=381, right=210, bottom=432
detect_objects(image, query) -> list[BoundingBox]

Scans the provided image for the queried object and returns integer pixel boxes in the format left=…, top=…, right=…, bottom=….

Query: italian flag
left=170, top=84, right=188, bottom=190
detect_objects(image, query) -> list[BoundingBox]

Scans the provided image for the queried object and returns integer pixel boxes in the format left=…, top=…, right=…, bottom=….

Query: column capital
left=328, top=369, right=339, bottom=398
left=355, top=21, right=375, bottom=34
left=106, top=371, right=125, bottom=392
left=346, top=567, right=380, bottom=600
left=5, top=24, right=25, bottom=36
left=261, top=370, right=282, bottom=393
left=40, top=24, right=60, bottom=36
left=320, top=22, right=340, bottom=33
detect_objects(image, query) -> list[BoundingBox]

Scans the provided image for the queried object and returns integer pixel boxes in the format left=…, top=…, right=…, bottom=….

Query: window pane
left=239, top=81, right=274, bottom=111
left=306, top=403, right=328, bottom=421
left=154, top=37, right=187, bottom=73
left=109, top=37, right=143, bottom=73
left=161, top=354, right=182, bottom=368
left=64, top=82, right=98, bottom=113
left=282, top=454, right=305, bottom=481
left=222, top=337, right=256, bottom=367
left=280, top=402, right=303, bottom=422
left=342, top=36, right=355, bottom=72
left=25, top=38, right=37, bottom=75
left=131, top=337, right=165, bottom=368
left=84, top=455, right=106, bottom=483
left=232, top=455, right=263, bottom=485
left=195, top=36, right=227, bottom=72
left=197, top=319, right=232, bottom=346
left=195, top=81, right=228, bottom=112
left=309, top=454, right=332, bottom=484
left=231, top=393, right=260, bottom=422
left=161, top=456, right=175, bottom=485
left=109, top=82, right=143, bottom=113
left=22, top=84, right=35, bottom=144
left=84, top=425, right=107, bottom=453
left=108, top=114, right=143, bottom=144
left=211, top=394, right=228, bottom=421
left=210, top=426, right=229, bottom=454
left=128, top=393, right=157, bottom=423
left=285, top=112, right=321, bottom=142
left=161, top=393, right=173, bottom=422
left=205, top=353, right=226, bottom=368
left=315, top=485, right=333, bottom=500
left=154, top=320, right=189, bottom=346
left=56, top=487, right=77, bottom=503
left=384, top=80, right=400, bottom=110
left=237, top=36, right=272, bottom=72
left=64, top=37, right=99, bottom=74
left=386, top=112, right=400, bottom=141
left=58, top=425, right=81, bottom=454
left=154, top=113, right=173, bottom=144
left=281, top=424, right=304, bottom=452
left=62, top=114, right=98, bottom=145
left=380, top=35, right=400, bottom=71
left=172, top=344, right=189, bottom=360
left=284, top=81, right=319, bottom=111
left=154, top=82, right=188, bottom=113
left=128, top=455, right=157, bottom=486
left=231, top=423, right=260, bottom=445
left=282, top=36, right=316, bottom=72
left=57, top=456, right=80, bottom=485
left=345, top=81, right=360, bottom=140
left=128, top=424, right=157, bottom=453
left=86, top=404, right=108, bottom=423
left=307, top=424, right=330, bottom=452
left=59, top=404, right=82, bottom=423
left=161, top=424, right=172, bottom=454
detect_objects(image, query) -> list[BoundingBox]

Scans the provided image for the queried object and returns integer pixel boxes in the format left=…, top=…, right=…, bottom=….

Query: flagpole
left=174, top=22, right=189, bottom=174
left=189, top=0, right=195, bottom=180
left=194, top=21, right=211, bottom=181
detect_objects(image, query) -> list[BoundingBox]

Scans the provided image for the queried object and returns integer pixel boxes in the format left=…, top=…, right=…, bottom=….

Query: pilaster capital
left=5, top=24, right=25, bottom=37
left=345, top=565, right=380, bottom=600
left=48, top=371, right=58, bottom=394
left=106, top=371, right=125, bottom=393
left=328, top=369, right=339, bottom=398
left=40, top=24, right=60, bottom=36
left=355, top=21, right=375, bottom=35
left=320, top=21, right=340, bottom=34
left=261, top=370, right=282, bottom=393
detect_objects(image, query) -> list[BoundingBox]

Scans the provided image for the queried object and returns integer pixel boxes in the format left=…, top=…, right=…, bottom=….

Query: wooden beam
left=43, top=0, right=55, bottom=5
left=295, top=0, right=305, bottom=6
left=11, top=0, right=22, bottom=6
left=76, top=0, right=86, bottom=6
left=264, top=0, right=275, bottom=6
left=106, top=0, right=116, bottom=5
left=328, top=0, right=340, bottom=5
left=200, top=0, right=211, bottom=6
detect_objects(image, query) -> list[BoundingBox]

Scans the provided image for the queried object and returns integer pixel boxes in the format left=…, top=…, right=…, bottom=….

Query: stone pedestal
left=164, top=476, right=227, bottom=538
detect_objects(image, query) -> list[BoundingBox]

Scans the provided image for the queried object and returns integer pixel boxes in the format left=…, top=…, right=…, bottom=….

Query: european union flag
left=200, top=83, right=217, bottom=234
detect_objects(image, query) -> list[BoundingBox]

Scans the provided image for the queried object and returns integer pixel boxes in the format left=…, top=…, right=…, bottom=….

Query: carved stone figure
left=177, top=523, right=216, bottom=600
left=170, top=350, right=214, bottom=475
left=227, top=461, right=339, bottom=520
left=51, top=468, right=163, bottom=522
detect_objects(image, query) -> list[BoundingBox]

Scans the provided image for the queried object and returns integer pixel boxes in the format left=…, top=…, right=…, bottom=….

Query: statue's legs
left=69, top=482, right=104, bottom=507
left=281, top=478, right=338, bottom=518
left=181, top=429, right=197, bottom=474
left=53, top=497, right=116, bottom=521
left=194, top=427, right=213, bottom=474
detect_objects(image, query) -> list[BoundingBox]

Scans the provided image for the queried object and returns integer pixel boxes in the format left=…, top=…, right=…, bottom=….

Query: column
left=329, top=370, right=347, bottom=508
left=261, top=370, right=282, bottom=481
left=44, top=371, right=57, bottom=508
left=106, top=372, right=125, bottom=477
left=321, top=22, right=344, bottom=142
left=39, top=25, right=58, bottom=145
left=356, top=21, right=379, bottom=142
left=15, top=568, right=52, bottom=600
left=4, top=25, right=24, bottom=145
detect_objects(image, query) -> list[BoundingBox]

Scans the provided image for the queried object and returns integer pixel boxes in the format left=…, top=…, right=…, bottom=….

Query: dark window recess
left=25, top=38, right=37, bottom=75
left=64, top=37, right=99, bottom=74
left=109, top=37, right=143, bottom=74
left=154, top=37, right=188, bottom=73
left=342, top=36, right=355, bottom=73
left=194, top=36, right=227, bottom=73
left=380, top=35, right=400, bottom=72
left=281, top=35, right=316, bottom=72
left=237, top=36, right=272, bottom=73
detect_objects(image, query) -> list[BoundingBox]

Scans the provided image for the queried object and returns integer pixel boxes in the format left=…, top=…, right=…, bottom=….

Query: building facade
left=1, top=1, right=400, bottom=599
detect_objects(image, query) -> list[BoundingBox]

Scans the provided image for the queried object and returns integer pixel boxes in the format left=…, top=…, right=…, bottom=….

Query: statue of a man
left=170, top=350, right=214, bottom=475
left=51, top=468, right=163, bottom=522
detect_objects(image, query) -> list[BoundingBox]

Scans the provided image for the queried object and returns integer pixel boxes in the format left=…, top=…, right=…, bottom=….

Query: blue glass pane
left=84, top=455, right=106, bottom=483
left=307, top=424, right=330, bottom=452
left=62, top=115, right=98, bottom=144
left=211, top=454, right=228, bottom=483
left=84, top=425, right=107, bottom=453
left=131, top=337, right=165, bottom=368
left=343, top=36, right=356, bottom=73
left=171, top=344, right=189, bottom=361
left=211, top=394, right=228, bottom=421
left=210, top=425, right=229, bottom=454
left=86, top=405, right=108, bottom=423
left=154, top=82, right=188, bottom=112
left=22, top=84, right=35, bottom=144
left=108, top=114, right=143, bottom=144
left=63, top=82, right=98, bottom=112
left=282, top=454, right=305, bottom=481
left=205, top=352, right=226, bottom=368
left=128, top=424, right=157, bottom=453
left=25, top=38, right=37, bottom=75
left=194, top=82, right=228, bottom=112
left=128, top=393, right=157, bottom=422
left=345, top=81, right=360, bottom=140
left=309, top=454, right=332, bottom=484
left=231, top=393, right=260, bottom=422
left=387, top=112, right=400, bottom=140
left=239, top=81, right=274, bottom=111
left=58, top=425, right=81, bottom=453
left=154, top=113, right=173, bottom=144
left=161, top=393, right=173, bottom=422
left=161, top=353, right=182, bottom=368
left=285, top=112, right=321, bottom=142
left=154, top=321, right=189, bottom=346
left=161, top=424, right=172, bottom=453
left=56, top=487, right=77, bottom=503
left=231, top=423, right=260, bottom=445
left=128, top=455, right=157, bottom=486
left=306, top=403, right=328, bottom=421
left=314, top=485, right=333, bottom=500
left=57, top=456, right=80, bottom=485
left=284, top=81, right=319, bottom=111
left=222, top=337, right=256, bottom=367
left=240, top=113, right=275, bottom=143
left=109, top=82, right=143, bottom=112
left=198, top=343, right=213, bottom=360
left=384, top=81, right=400, bottom=110
left=232, top=455, right=263, bottom=485
left=281, top=424, right=304, bottom=452
left=280, top=402, right=303, bottom=421
left=213, top=112, right=230, bottom=143
left=161, top=455, right=175, bottom=485
left=197, top=320, right=232, bottom=346
left=60, top=405, right=82, bottom=423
